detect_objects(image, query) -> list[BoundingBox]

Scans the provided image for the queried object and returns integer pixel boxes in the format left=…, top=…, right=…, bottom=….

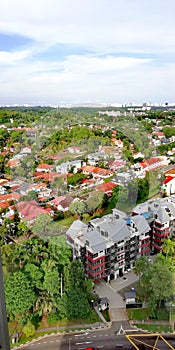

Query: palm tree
left=34, top=291, right=54, bottom=325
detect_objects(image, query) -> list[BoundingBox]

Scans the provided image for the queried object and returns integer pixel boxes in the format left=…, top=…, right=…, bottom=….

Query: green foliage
left=67, top=172, right=85, bottom=186
left=69, top=200, right=85, bottom=216
left=4, top=271, right=36, bottom=319
left=60, top=288, right=91, bottom=320
left=134, top=255, right=174, bottom=317
left=22, top=321, right=35, bottom=337
left=163, top=127, right=175, bottom=138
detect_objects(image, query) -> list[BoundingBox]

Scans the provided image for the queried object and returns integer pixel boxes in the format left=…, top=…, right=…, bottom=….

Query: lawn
left=135, top=324, right=172, bottom=333
left=127, top=308, right=149, bottom=321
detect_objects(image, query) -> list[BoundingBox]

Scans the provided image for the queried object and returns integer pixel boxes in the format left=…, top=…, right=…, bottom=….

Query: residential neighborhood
left=0, top=106, right=175, bottom=346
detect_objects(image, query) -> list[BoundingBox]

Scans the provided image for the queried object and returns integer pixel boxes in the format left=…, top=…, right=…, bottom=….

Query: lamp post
left=0, top=252, right=10, bottom=350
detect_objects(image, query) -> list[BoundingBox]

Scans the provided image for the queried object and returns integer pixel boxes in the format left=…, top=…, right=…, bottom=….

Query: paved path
left=94, top=271, right=139, bottom=322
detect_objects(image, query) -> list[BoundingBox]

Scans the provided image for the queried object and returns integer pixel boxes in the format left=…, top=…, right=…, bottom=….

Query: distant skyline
left=0, top=0, right=175, bottom=106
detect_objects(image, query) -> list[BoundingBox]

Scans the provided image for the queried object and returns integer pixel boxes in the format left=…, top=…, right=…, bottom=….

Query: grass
left=135, top=324, right=172, bottom=333
left=127, top=308, right=149, bottom=321
left=9, top=311, right=101, bottom=346
left=59, top=216, right=75, bottom=227
left=101, top=308, right=110, bottom=322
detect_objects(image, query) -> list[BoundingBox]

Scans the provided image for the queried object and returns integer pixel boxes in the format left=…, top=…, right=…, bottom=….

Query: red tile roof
left=95, top=182, right=117, bottom=193
left=36, top=163, right=52, bottom=170
left=0, top=192, right=21, bottom=202
left=14, top=200, right=48, bottom=221
left=139, top=157, right=164, bottom=169
left=163, top=176, right=174, bottom=185
left=82, top=166, right=113, bottom=177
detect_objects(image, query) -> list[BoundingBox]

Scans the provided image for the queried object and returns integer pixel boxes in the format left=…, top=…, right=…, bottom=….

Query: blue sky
left=0, top=0, right=175, bottom=106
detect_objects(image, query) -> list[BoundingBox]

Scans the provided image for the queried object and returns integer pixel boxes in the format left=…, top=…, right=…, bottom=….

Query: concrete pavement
left=94, top=270, right=139, bottom=322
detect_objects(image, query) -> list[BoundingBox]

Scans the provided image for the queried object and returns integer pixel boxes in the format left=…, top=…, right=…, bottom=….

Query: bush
left=47, top=310, right=61, bottom=324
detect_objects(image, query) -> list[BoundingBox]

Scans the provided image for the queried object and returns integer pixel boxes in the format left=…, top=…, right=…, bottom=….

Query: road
left=18, top=322, right=175, bottom=350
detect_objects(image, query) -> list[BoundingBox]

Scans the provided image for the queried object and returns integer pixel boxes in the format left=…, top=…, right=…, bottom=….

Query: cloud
left=0, top=0, right=175, bottom=104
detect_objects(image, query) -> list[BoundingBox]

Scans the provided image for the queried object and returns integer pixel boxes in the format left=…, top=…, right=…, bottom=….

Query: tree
left=162, top=238, right=175, bottom=258
left=134, top=256, right=173, bottom=317
left=32, top=213, right=53, bottom=238
left=42, top=268, right=60, bottom=296
left=4, top=271, right=36, bottom=319
left=85, top=190, right=104, bottom=214
left=59, top=288, right=91, bottom=320
left=34, top=292, right=53, bottom=318
left=69, top=200, right=85, bottom=217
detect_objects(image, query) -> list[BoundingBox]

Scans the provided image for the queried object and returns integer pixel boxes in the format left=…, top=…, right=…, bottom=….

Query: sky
left=0, top=0, right=175, bottom=106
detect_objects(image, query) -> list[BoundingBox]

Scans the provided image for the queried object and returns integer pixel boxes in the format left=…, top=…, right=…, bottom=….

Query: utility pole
left=0, top=252, right=10, bottom=350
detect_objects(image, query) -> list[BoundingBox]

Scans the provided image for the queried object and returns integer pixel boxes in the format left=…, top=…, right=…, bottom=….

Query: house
left=114, top=139, right=124, bottom=149
left=160, top=176, right=175, bottom=196
left=112, top=172, right=132, bottom=186
left=9, top=200, right=49, bottom=225
left=36, top=163, right=53, bottom=172
left=0, top=192, right=21, bottom=203
left=87, top=152, right=102, bottom=166
left=124, top=290, right=136, bottom=305
left=133, top=152, right=144, bottom=160
left=67, top=146, right=81, bottom=154
left=20, top=146, right=32, bottom=155
left=107, top=160, right=126, bottom=171
left=56, top=160, right=83, bottom=174
left=94, top=182, right=117, bottom=196
left=7, top=158, right=20, bottom=168
left=138, top=156, right=169, bottom=172
left=57, top=195, right=74, bottom=212
left=82, top=166, right=113, bottom=179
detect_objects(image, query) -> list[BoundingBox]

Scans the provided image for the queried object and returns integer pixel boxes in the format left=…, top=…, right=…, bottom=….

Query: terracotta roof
left=36, top=163, right=52, bottom=170
left=95, top=182, right=117, bottom=193
left=58, top=196, right=74, bottom=209
left=165, top=168, right=175, bottom=176
left=49, top=196, right=66, bottom=206
left=0, top=192, right=21, bottom=202
left=14, top=200, right=48, bottom=221
left=82, top=166, right=113, bottom=176
left=0, top=179, right=9, bottom=186
left=139, top=157, right=164, bottom=169
left=0, top=201, right=10, bottom=209
left=7, top=159, right=20, bottom=168
left=34, top=171, right=67, bottom=182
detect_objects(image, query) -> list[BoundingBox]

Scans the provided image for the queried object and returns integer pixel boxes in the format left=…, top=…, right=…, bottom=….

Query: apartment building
left=133, top=196, right=175, bottom=253
left=152, top=200, right=175, bottom=252
left=66, top=212, right=151, bottom=282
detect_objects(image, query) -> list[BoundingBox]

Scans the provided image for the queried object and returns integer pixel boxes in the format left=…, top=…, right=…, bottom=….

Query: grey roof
left=112, top=208, right=127, bottom=220
left=132, top=202, right=150, bottom=214
left=66, top=220, right=88, bottom=240
left=131, top=215, right=150, bottom=234
left=156, top=206, right=170, bottom=223
left=99, top=218, right=130, bottom=242
left=15, top=182, right=30, bottom=194
left=84, top=228, right=107, bottom=253
left=124, top=291, right=136, bottom=300
left=161, top=201, right=175, bottom=216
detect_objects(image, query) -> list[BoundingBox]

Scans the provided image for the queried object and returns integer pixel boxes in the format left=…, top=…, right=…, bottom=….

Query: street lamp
left=0, top=252, right=10, bottom=350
